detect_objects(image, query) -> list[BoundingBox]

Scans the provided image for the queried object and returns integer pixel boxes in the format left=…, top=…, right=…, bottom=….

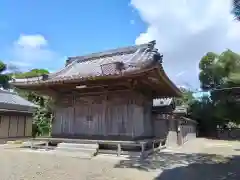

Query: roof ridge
left=68, top=40, right=155, bottom=63
left=49, top=40, right=156, bottom=79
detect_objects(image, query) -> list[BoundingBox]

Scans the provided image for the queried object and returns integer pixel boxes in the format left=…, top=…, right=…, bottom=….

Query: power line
left=188, top=87, right=240, bottom=94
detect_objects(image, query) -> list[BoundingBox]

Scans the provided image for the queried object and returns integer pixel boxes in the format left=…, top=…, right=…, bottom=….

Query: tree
left=233, top=0, right=240, bottom=20
left=199, top=50, right=240, bottom=90
left=194, top=50, right=240, bottom=132
left=0, top=61, right=11, bottom=89
left=188, top=96, right=217, bottom=136
left=13, top=69, right=52, bottom=136
left=175, top=87, right=194, bottom=106
left=13, top=68, right=49, bottom=79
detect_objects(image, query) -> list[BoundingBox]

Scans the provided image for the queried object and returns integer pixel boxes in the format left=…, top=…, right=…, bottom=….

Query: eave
left=11, top=65, right=181, bottom=98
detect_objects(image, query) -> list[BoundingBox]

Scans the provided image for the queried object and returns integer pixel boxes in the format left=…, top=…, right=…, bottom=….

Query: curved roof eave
left=155, top=65, right=182, bottom=97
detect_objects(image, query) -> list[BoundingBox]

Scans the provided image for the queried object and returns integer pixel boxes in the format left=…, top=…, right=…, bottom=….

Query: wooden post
left=103, top=94, right=107, bottom=136
left=141, top=143, right=145, bottom=153
left=45, top=141, right=48, bottom=150
left=30, top=139, right=33, bottom=149
left=141, top=143, right=145, bottom=158
left=117, top=144, right=121, bottom=156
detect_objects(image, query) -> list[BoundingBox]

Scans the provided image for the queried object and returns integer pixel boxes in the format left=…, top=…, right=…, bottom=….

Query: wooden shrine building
left=11, top=41, right=182, bottom=142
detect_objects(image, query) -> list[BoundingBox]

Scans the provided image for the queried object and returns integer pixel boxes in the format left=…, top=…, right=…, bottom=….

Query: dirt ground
left=0, top=138, right=240, bottom=180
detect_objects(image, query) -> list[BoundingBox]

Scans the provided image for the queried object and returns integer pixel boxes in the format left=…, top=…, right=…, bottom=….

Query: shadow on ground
left=114, top=152, right=240, bottom=180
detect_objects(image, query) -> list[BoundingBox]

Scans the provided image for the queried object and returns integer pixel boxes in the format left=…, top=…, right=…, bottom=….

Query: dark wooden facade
left=51, top=91, right=153, bottom=140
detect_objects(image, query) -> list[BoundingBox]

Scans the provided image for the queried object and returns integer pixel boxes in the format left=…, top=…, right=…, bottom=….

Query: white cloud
left=16, top=34, right=48, bottom=48
left=131, top=0, right=240, bottom=88
left=10, top=34, right=58, bottom=69
left=130, top=19, right=135, bottom=25
left=176, top=71, right=186, bottom=77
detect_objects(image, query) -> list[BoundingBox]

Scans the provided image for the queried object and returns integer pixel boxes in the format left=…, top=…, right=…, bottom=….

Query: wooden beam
left=68, top=89, right=132, bottom=97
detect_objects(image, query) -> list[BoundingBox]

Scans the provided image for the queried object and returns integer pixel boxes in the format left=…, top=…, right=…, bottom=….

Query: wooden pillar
left=8, top=116, right=11, bottom=137
left=141, top=143, right=145, bottom=153
left=103, top=93, right=108, bottom=136
left=45, top=141, right=49, bottom=150
left=16, top=116, right=19, bottom=137
left=23, top=116, right=26, bottom=137
left=117, top=144, right=121, bottom=156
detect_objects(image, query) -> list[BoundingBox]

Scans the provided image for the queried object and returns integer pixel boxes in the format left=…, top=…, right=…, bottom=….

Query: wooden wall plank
left=25, top=116, right=33, bottom=137
left=0, top=116, right=10, bottom=138
left=9, top=116, right=18, bottom=137
left=17, top=116, right=25, bottom=137
left=52, top=91, right=153, bottom=139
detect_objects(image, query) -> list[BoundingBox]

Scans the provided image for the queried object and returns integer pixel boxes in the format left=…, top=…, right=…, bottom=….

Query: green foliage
left=0, top=61, right=52, bottom=136
left=188, top=50, right=240, bottom=135
left=199, top=50, right=240, bottom=90
left=0, top=61, right=7, bottom=72
left=14, top=69, right=49, bottom=78
left=188, top=96, right=217, bottom=135
left=0, top=61, right=11, bottom=89
left=175, top=87, right=194, bottom=106
left=13, top=68, right=52, bottom=136
left=32, top=94, right=52, bottom=136
left=232, top=0, right=240, bottom=21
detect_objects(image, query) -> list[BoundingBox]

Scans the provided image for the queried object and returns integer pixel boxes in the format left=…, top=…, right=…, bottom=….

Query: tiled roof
left=153, top=98, right=173, bottom=107
left=11, top=41, right=162, bottom=84
left=173, top=106, right=188, bottom=114
left=0, top=89, right=38, bottom=113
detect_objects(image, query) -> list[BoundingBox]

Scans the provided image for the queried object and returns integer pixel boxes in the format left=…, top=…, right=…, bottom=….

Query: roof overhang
left=11, top=65, right=182, bottom=98
left=0, top=109, right=34, bottom=115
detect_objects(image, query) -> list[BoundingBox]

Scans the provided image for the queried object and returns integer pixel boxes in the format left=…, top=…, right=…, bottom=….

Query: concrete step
left=56, top=143, right=99, bottom=158
left=55, top=147, right=97, bottom=153
left=54, top=151, right=94, bottom=159
left=98, top=149, right=142, bottom=157
left=57, top=142, right=99, bottom=150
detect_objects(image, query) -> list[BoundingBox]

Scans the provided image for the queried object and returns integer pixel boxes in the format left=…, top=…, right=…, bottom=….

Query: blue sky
left=0, top=0, right=145, bottom=71
left=0, top=0, right=239, bottom=89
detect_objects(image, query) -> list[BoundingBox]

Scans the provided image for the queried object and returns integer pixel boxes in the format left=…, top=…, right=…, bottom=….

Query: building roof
left=10, top=41, right=182, bottom=97
left=153, top=98, right=173, bottom=107
left=173, top=105, right=188, bottom=114
left=10, top=41, right=162, bottom=85
left=152, top=98, right=176, bottom=113
left=153, top=98, right=188, bottom=115
left=0, top=89, right=38, bottom=113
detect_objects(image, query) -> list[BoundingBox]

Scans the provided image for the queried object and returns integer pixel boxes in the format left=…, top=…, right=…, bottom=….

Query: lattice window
left=100, top=62, right=124, bottom=75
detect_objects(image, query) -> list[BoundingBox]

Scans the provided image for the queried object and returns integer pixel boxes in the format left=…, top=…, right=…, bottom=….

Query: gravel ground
left=0, top=149, right=155, bottom=180
left=0, top=138, right=240, bottom=180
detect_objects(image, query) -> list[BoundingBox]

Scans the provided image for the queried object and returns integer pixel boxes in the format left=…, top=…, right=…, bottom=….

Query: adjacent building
left=0, top=89, right=37, bottom=140
left=153, top=98, right=196, bottom=147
